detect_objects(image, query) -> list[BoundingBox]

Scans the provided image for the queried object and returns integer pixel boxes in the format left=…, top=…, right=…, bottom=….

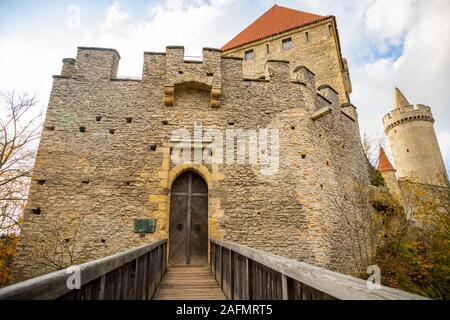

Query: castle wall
left=13, top=46, right=370, bottom=281
left=222, top=18, right=352, bottom=103
left=383, top=105, right=448, bottom=187
left=381, top=171, right=403, bottom=203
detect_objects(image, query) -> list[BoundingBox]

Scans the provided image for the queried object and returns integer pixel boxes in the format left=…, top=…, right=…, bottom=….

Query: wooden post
left=116, top=267, right=122, bottom=300
left=245, top=257, right=250, bottom=300
left=99, top=275, right=106, bottom=300
left=281, top=274, right=289, bottom=300
left=219, top=245, right=223, bottom=289
left=142, top=254, right=148, bottom=300
left=229, top=249, right=233, bottom=300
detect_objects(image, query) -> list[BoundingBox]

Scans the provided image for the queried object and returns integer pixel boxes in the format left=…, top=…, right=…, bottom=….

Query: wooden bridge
left=0, top=239, right=426, bottom=300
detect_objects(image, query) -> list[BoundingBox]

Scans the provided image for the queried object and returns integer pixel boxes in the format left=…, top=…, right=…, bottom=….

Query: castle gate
left=169, top=171, right=208, bottom=266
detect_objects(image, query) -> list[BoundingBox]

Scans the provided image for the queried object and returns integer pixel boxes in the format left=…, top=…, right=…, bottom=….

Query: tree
left=362, top=132, right=388, bottom=167
left=375, top=172, right=450, bottom=299
left=0, top=90, right=42, bottom=286
left=31, top=213, right=87, bottom=271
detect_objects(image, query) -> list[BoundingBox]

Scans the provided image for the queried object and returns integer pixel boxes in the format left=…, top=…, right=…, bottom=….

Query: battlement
left=56, top=46, right=346, bottom=111
left=383, top=104, right=434, bottom=134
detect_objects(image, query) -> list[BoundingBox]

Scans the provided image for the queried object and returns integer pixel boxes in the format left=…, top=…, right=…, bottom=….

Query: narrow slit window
left=282, top=37, right=293, bottom=50
left=305, top=32, right=309, bottom=42
left=245, top=49, right=254, bottom=61
left=266, top=44, right=270, bottom=54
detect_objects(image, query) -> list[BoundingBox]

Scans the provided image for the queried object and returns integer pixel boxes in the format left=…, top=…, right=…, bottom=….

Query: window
left=266, top=44, right=270, bottom=54
left=282, top=37, right=293, bottom=50
left=328, top=25, right=333, bottom=36
left=305, top=32, right=309, bottom=42
left=245, top=49, right=254, bottom=61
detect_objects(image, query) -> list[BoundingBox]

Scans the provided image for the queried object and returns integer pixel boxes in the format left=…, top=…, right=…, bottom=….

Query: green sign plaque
left=134, top=219, right=156, bottom=234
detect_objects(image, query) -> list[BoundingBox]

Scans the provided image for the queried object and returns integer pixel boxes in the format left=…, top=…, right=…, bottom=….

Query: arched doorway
left=169, top=171, right=208, bottom=266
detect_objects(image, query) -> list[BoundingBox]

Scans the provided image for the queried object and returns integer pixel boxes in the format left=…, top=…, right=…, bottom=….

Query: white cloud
left=348, top=0, right=450, bottom=162
left=100, top=1, right=130, bottom=33
left=87, top=0, right=237, bottom=77
left=438, top=132, right=450, bottom=165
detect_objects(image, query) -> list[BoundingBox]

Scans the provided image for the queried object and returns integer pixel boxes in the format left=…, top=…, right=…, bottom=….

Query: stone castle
left=12, top=5, right=446, bottom=281
left=379, top=88, right=448, bottom=188
left=378, top=88, right=448, bottom=216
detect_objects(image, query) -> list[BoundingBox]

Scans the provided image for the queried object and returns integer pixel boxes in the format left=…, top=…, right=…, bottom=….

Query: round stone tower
left=383, top=88, right=448, bottom=187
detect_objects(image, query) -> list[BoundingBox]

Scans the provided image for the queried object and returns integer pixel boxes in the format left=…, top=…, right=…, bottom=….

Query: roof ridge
left=222, top=5, right=330, bottom=51
left=378, top=147, right=396, bottom=173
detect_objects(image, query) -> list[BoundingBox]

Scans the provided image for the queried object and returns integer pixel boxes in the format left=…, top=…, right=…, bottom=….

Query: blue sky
left=0, top=0, right=449, bottom=169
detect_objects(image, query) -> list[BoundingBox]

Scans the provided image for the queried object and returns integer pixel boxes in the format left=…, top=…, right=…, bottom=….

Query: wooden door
left=169, top=172, right=208, bottom=266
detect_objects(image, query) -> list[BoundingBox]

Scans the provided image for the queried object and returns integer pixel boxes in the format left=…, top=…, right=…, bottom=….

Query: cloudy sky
left=0, top=0, right=449, bottom=168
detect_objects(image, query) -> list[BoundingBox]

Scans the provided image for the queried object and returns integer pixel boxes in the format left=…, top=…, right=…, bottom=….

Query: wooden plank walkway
left=153, top=266, right=227, bottom=300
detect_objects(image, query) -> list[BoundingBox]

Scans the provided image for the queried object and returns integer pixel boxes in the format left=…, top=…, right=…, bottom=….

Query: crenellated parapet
left=162, top=46, right=223, bottom=108
left=55, top=46, right=358, bottom=121
left=383, top=104, right=434, bottom=134
left=57, top=47, right=121, bottom=81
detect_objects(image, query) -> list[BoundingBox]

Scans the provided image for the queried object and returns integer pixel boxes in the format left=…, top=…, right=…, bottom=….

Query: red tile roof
left=378, top=148, right=396, bottom=172
left=222, top=5, right=331, bottom=51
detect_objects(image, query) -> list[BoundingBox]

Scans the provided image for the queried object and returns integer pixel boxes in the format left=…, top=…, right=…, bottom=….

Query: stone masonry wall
left=223, top=18, right=352, bottom=103
left=383, top=105, right=448, bottom=187
left=13, top=46, right=369, bottom=281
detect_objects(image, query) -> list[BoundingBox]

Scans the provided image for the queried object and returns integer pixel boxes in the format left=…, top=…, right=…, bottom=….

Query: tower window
left=266, top=44, right=270, bottom=54
left=407, top=149, right=410, bottom=153
left=79, top=127, right=86, bottom=133
left=305, top=32, right=309, bottom=42
left=126, top=117, right=133, bottom=124
left=245, top=49, right=254, bottom=61
left=282, top=37, right=293, bottom=50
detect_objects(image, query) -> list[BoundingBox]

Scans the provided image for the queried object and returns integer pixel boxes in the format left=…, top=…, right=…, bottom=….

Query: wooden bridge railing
left=0, top=240, right=167, bottom=300
left=210, top=239, right=427, bottom=300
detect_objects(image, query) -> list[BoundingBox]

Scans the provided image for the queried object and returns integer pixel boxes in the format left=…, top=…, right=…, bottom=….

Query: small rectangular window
left=245, top=49, right=254, bottom=61
left=266, top=44, right=270, bottom=54
left=305, top=32, right=309, bottom=42
left=282, top=37, right=293, bottom=50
